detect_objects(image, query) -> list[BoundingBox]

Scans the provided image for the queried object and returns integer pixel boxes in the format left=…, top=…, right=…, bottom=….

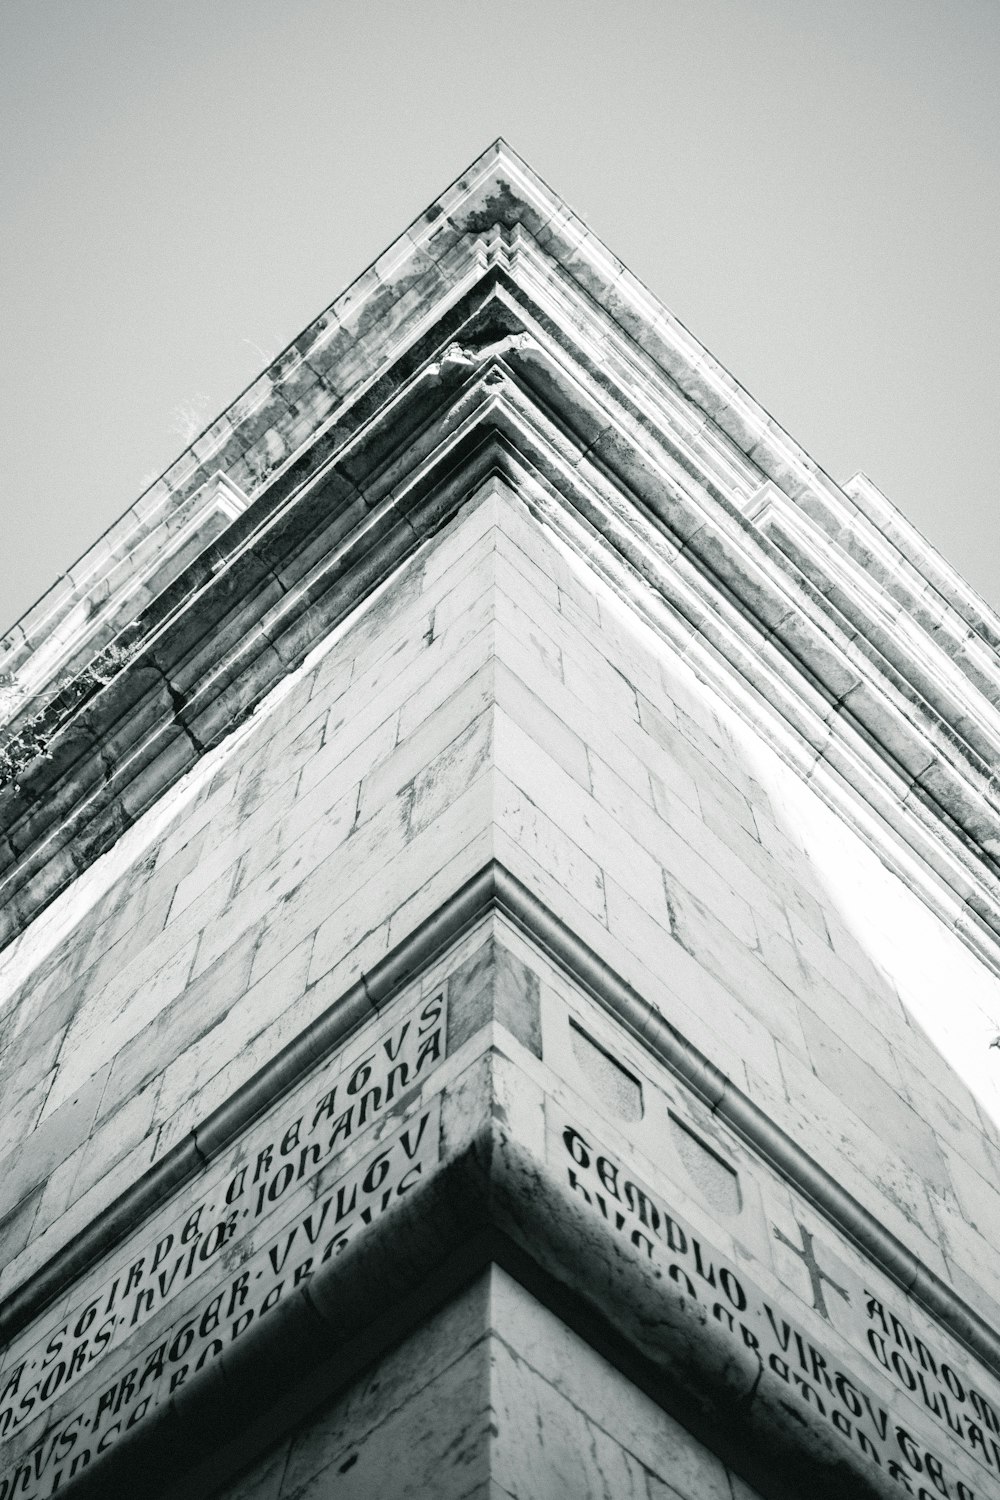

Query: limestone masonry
left=1, top=142, right=1000, bottom=1500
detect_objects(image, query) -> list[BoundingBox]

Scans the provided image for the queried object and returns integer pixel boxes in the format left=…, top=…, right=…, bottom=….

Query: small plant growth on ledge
left=0, top=640, right=140, bottom=791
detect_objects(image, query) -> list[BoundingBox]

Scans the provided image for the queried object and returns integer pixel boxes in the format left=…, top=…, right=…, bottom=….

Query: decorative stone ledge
left=2, top=143, right=999, bottom=971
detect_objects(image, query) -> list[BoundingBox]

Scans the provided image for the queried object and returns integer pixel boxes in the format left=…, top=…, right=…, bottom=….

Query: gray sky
left=2, top=0, right=998, bottom=634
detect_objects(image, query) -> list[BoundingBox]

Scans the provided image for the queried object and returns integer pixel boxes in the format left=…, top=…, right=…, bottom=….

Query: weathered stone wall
left=4, top=902, right=995, bottom=1497
left=481, top=487, right=1000, bottom=1323
left=207, top=1269, right=764, bottom=1500
left=2, top=475, right=999, bottom=1496
left=0, top=484, right=499, bottom=1301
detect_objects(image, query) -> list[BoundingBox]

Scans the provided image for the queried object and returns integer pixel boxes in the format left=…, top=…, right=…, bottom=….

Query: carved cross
left=773, top=1219, right=850, bottom=1322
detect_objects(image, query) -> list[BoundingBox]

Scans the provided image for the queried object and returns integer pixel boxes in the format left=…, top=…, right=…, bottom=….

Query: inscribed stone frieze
left=0, top=989, right=446, bottom=1498
left=536, top=972, right=1000, bottom=1500
left=3, top=931, right=999, bottom=1500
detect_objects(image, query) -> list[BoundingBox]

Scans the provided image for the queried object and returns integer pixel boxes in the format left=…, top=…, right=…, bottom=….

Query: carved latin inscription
left=554, top=1114, right=987, bottom=1500
left=0, top=990, right=446, bottom=1499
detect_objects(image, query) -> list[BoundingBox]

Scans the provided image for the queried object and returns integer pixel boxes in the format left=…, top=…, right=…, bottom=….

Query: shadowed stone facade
left=1, top=142, right=1000, bottom=1499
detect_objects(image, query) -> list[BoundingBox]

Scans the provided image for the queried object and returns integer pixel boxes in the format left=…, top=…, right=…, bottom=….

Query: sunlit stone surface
left=2, top=143, right=1000, bottom=1500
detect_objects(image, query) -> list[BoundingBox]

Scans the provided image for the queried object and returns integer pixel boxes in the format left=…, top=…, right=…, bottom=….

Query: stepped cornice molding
left=1, top=142, right=999, bottom=971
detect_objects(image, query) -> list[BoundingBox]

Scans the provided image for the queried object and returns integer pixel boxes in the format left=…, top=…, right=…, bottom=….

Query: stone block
left=71, top=1078, right=160, bottom=1208
left=636, top=689, right=754, bottom=805
left=97, top=922, right=260, bottom=1122
left=0, top=1062, right=109, bottom=1219
left=69, top=888, right=175, bottom=999
left=308, top=777, right=492, bottom=991
left=384, top=825, right=494, bottom=955
left=316, top=555, right=427, bottom=675
left=0, top=1184, right=42, bottom=1268
left=601, top=876, right=787, bottom=1090
left=29, top=1135, right=87, bottom=1237
left=396, top=627, right=494, bottom=742
left=494, top=589, right=565, bottom=686
left=291, top=716, right=398, bottom=849
left=404, top=713, right=493, bottom=838
left=431, top=550, right=499, bottom=637
left=494, top=526, right=560, bottom=606
left=494, top=542, right=566, bottom=629
left=662, top=885, right=809, bottom=1060
left=0, top=1070, right=53, bottom=1151
left=800, top=1006, right=950, bottom=1192
left=231, top=734, right=305, bottom=826
left=420, top=500, right=498, bottom=590
left=287, top=1344, right=491, bottom=1497
left=579, top=590, right=667, bottom=704
left=797, top=991, right=904, bottom=1101
left=587, top=750, right=762, bottom=948
left=914, top=1069, right=1000, bottom=1187
left=772, top=1042, right=947, bottom=1268
left=798, top=955, right=911, bottom=1071
left=935, top=1183, right=1000, bottom=1301
left=356, top=682, right=492, bottom=830
left=50, top=933, right=201, bottom=1105
left=343, top=623, right=429, bottom=716
left=651, top=777, right=805, bottom=944
left=433, top=475, right=505, bottom=550
left=487, top=1269, right=734, bottom=1500
left=491, top=1341, right=651, bottom=1500
left=900, top=1017, right=996, bottom=1127
left=943, top=1243, right=1000, bottom=1335
left=442, top=939, right=497, bottom=1058
left=494, top=661, right=590, bottom=789
left=279, top=1277, right=493, bottom=1499
left=935, top=1135, right=1000, bottom=1243
left=560, top=643, right=641, bottom=730
left=642, top=747, right=705, bottom=825
left=0, top=998, right=71, bottom=1101
left=495, top=777, right=607, bottom=926
left=153, top=826, right=216, bottom=894
left=445, top=937, right=542, bottom=1061
left=497, top=713, right=666, bottom=924
left=233, top=779, right=361, bottom=947
left=155, top=937, right=313, bottom=1124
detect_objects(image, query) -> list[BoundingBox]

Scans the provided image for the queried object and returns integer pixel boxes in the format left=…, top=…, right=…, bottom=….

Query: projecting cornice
left=1, top=141, right=999, bottom=966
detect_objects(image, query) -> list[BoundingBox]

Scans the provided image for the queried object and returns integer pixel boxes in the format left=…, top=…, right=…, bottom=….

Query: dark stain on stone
left=456, top=181, right=525, bottom=235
